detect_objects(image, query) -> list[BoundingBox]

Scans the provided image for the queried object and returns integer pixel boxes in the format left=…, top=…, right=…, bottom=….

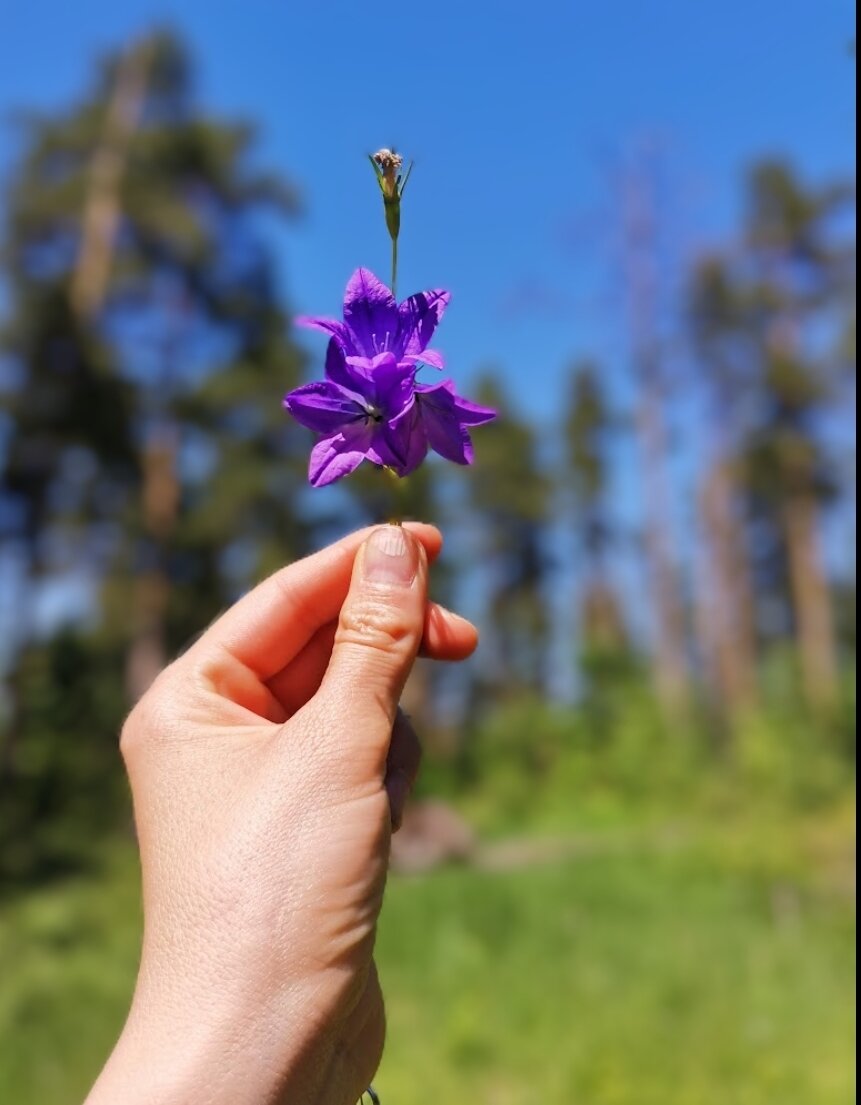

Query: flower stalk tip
left=369, top=148, right=413, bottom=298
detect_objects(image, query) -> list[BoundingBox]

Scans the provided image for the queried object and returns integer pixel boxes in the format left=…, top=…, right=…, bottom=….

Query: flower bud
left=372, top=148, right=402, bottom=199
left=369, top=148, right=413, bottom=243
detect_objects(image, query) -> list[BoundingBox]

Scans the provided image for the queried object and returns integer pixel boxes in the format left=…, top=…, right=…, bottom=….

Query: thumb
left=314, top=525, right=427, bottom=756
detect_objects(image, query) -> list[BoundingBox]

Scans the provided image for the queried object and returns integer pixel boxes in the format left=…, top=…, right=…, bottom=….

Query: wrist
left=86, top=972, right=341, bottom=1105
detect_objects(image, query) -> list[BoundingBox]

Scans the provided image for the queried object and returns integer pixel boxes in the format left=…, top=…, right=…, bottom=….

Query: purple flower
left=284, top=268, right=496, bottom=487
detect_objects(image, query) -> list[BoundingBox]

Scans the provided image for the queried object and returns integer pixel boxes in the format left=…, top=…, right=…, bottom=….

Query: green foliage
left=378, top=813, right=854, bottom=1105
left=467, top=373, right=551, bottom=528
left=562, top=360, right=629, bottom=655
left=563, top=359, right=614, bottom=519
left=462, top=374, right=552, bottom=692
left=734, top=162, right=852, bottom=509
left=689, top=160, right=854, bottom=676
left=426, top=657, right=854, bottom=837
left=0, top=631, right=130, bottom=885
left=0, top=799, right=854, bottom=1105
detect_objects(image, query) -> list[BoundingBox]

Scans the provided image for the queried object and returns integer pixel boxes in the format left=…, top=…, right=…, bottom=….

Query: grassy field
left=0, top=804, right=855, bottom=1105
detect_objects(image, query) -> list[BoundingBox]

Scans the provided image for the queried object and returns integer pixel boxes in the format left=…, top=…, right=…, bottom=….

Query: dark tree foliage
left=0, top=31, right=310, bottom=881
left=690, top=161, right=854, bottom=710
left=464, top=374, right=552, bottom=694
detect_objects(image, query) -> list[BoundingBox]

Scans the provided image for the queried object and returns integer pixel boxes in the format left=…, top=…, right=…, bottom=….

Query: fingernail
left=363, top=525, right=417, bottom=585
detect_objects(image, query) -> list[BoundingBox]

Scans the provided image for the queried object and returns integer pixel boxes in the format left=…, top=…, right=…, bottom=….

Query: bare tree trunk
left=698, top=460, right=758, bottom=714
left=125, top=428, right=180, bottom=701
left=636, top=385, right=690, bottom=714
left=67, top=37, right=186, bottom=703
left=622, top=153, right=690, bottom=717
left=765, top=313, right=839, bottom=712
left=581, top=577, right=627, bottom=655
left=693, top=518, right=722, bottom=707
left=70, top=38, right=153, bottom=320
left=783, top=493, right=839, bottom=710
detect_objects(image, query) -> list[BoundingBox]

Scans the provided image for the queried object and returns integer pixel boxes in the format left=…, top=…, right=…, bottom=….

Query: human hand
left=86, top=523, right=477, bottom=1105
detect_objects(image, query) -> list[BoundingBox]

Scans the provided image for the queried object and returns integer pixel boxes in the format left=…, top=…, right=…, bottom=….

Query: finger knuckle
left=118, top=665, right=184, bottom=759
left=119, top=700, right=148, bottom=761
left=337, top=595, right=415, bottom=656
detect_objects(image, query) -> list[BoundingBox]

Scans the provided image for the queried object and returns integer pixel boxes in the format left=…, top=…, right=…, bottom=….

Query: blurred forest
left=0, top=28, right=855, bottom=1105
left=0, top=30, right=855, bottom=884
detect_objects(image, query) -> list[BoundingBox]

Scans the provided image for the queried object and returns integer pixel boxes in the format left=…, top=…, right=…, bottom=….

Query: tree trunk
left=765, top=307, right=839, bottom=712
left=783, top=492, right=839, bottom=710
left=70, top=37, right=153, bottom=320
left=581, top=576, right=627, bottom=655
left=66, top=35, right=180, bottom=704
left=699, top=459, right=759, bottom=714
left=636, top=386, right=691, bottom=714
left=125, top=426, right=181, bottom=702
left=621, top=154, right=690, bottom=717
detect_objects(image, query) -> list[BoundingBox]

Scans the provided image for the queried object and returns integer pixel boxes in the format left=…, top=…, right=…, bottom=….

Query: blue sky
left=0, top=0, right=854, bottom=422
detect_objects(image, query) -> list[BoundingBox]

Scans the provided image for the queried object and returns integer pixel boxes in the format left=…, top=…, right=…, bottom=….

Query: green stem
left=391, top=234, right=398, bottom=300
left=382, top=464, right=407, bottom=525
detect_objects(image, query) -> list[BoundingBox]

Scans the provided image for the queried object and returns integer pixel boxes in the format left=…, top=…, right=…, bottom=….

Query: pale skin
left=86, top=523, right=478, bottom=1105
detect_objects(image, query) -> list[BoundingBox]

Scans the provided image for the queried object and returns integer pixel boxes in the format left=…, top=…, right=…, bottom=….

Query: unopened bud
left=368, top=147, right=413, bottom=244
left=372, top=148, right=403, bottom=199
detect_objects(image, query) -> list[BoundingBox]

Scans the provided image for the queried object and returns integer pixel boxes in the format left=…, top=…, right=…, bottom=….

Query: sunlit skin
left=86, top=523, right=477, bottom=1105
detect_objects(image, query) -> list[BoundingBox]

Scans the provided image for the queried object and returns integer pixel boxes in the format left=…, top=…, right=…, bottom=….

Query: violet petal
left=324, top=338, right=365, bottom=393
left=283, top=381, right=364, bottom=434
left=416, top=380, right=496, bottom=464
left=343, top=268, right=398, bottom=358
left=398, top=290, right=451, bottom=356
left=384, top=404, right=429, bottom=475
left=418, top=380, right=497, bottom=425
left=308, top=421, right=374, bottom=487
left=296, top=315, right=352, bottom=352
left=403, top=347, right=446, bottom=371
left=369, top=353, right=416, bottom=414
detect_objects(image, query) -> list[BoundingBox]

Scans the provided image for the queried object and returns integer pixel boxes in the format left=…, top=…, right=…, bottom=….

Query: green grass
left=0, top=807, right=855, bottom=1105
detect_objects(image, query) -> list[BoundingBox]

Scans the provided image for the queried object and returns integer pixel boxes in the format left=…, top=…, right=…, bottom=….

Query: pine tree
left=689, top=258, right=760, bottom=714
left=562, top=359, right=627, bottom=660
left=0, top=30, right=309, bottom=872
left=464, top=374, right=551, bottom=696
left=690, top=162, right=853, bottom=712
left=741, top=161, right=852, bottom=710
